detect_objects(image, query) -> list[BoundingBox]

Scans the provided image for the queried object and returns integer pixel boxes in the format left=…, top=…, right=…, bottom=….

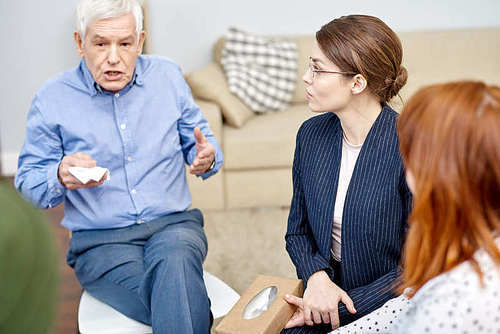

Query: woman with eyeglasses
left=281, top=15, right=412, bottom=333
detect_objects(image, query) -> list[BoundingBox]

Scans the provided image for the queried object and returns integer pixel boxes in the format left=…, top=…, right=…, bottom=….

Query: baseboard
left=1, top=151, right=18, bottom=176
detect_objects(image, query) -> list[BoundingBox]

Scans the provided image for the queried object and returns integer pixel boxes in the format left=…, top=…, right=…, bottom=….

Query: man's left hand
left=190, top=127, right=215, bottom=175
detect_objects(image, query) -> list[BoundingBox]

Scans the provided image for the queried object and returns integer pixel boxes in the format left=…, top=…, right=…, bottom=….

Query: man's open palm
left=190, top=127, right=215, bottom=174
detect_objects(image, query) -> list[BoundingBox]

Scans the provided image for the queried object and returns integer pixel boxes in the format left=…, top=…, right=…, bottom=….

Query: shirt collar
left=80, top=57, right=144, bottom=96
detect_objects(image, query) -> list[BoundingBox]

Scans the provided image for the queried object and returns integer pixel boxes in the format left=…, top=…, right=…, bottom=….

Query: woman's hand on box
left=303, top=270, right=357, bottom=329
left=283, top=294, right=305, bottom=329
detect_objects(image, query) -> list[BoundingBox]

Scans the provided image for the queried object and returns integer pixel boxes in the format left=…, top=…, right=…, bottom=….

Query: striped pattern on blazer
left=285, top=105, right=412, bottom=326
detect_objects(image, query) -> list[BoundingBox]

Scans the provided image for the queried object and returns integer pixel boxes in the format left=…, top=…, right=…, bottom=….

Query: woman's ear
left=351, top=74, right=368, bottom=95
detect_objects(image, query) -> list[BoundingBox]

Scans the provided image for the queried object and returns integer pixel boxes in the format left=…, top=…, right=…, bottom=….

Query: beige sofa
left=184, top=28, right=500, bottom=210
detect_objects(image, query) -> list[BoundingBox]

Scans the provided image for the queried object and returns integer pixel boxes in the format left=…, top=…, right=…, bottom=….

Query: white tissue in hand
left=68, top=166, right=110, bottom=184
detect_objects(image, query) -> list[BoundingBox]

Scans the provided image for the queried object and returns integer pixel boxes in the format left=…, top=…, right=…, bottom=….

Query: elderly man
left=15, top=0, right=222, bottom=332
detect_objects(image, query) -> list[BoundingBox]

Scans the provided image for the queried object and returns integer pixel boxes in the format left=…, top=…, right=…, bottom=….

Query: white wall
left=149, top=0, right=500, bottom=72
left=1, top=0, right=500, bottom=174
left=0, top=0, right=80, bottom=174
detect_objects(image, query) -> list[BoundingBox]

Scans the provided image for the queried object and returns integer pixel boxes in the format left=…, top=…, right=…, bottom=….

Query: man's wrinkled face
left=74, top=13, right=145, bottom=92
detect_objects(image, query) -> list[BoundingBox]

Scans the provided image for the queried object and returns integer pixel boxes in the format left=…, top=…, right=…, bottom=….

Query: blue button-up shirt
left=15, top=55, right=223, bottom=231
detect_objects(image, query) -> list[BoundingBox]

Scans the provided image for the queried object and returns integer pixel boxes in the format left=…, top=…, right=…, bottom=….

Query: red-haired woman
left=282, top=15, right=412, bottom=333
left=395, top=81, right=500, bottom=332
left=332, top=81, right=500, bottom=333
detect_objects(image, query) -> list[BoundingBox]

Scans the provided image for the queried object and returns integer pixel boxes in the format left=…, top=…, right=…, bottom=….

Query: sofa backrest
left=397, top=28, right=500, bottom=109
left=213, top=28, right=500, bottom=110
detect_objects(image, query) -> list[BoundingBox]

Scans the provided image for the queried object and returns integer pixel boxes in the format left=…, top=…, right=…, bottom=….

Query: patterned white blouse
left=332, top=238, right=500, bottom=334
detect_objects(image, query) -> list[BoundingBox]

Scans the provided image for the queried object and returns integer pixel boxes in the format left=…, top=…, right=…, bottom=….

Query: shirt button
left=115, top=93, right=120, bottom=98
left=137, top=219, right=142, bottom=224
left=131, top=189, right=137, bottom=195
left=56, top=189, right=61, bottom=194
left=127, top=156, right=132, bottom=162
left=120, top=123, right=126, bottom=130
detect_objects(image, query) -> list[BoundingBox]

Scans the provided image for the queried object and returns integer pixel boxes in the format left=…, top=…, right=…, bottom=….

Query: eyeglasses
left=307, top=59, right=356, bottom=80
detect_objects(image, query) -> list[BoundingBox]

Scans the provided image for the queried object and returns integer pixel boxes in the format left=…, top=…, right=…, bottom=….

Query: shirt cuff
left=46, top=162, right=65, bottom=207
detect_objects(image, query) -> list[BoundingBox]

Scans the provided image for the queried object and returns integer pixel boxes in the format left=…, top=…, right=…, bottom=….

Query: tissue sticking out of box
left=243, top=286, right=277, bottom=320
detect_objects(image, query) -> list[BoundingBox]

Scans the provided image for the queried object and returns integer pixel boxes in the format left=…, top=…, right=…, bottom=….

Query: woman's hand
left=283, top=294, right=306, bottom=329
left=302, top=270, right=357, bottom=329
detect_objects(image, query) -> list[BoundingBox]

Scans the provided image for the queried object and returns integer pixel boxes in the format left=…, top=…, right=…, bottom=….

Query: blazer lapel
left=308, top=115, right=343, bottom=258
left=340, top=106, right=395, bottom=260
left=345, top=106, right=395, bottom=202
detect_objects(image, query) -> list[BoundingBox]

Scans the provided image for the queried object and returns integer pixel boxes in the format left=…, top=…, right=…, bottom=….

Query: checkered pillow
left=221, top=27, right=298, bottom=113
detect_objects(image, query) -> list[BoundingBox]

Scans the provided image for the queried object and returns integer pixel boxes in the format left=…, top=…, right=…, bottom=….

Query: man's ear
left=74, top=31, right=84, bottom=58
left=137, top=31, right=146, bottom=55
left=351, top=74, right=368, bottom=95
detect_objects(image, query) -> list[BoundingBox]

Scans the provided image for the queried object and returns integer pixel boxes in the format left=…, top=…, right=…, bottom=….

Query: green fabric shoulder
left=0, top=182, right=58, bottom=334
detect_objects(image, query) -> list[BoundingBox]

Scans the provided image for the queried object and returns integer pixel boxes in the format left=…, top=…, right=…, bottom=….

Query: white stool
left=78, top=271, right=240, bottom=334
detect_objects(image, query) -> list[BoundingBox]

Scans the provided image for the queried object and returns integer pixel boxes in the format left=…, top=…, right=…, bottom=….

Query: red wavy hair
left=397, top=81, right=500, bottom=297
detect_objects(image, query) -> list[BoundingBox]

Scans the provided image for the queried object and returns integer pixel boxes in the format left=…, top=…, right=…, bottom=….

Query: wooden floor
left=44, top=203, right=81, bottom=334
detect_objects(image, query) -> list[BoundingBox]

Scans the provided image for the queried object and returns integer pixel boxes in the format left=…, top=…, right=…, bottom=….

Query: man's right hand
left=58, top=152, right=106, bottom=190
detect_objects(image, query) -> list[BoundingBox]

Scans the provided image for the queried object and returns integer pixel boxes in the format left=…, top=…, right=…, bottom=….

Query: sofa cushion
left=185, top=63, right=254, bottom=128
left=195, top=99, right=223, bottom=141
left=214, top=37, right=225, bottom=65
left=225, top=169, right=294, bottom=209
left=223, top=104, right=316, bottom=170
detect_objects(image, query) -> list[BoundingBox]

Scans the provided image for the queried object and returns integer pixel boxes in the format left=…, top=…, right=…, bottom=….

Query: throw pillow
left=221, top=27, right=298, bottom=113
left=185, top=63, right=255, bottom=128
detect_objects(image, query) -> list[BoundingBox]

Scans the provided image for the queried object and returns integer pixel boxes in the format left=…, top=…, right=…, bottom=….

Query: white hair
left=76, top=0, right=143, bottom=40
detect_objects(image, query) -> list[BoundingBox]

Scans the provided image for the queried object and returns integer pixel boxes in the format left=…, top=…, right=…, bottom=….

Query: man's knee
left=145, top=226, right=207, bottom=267
left=73, top=244, right=144, bottom=286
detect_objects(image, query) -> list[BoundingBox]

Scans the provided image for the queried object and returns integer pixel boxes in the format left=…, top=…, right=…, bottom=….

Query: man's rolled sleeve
left=177, top=66, right=223, bottom=180
left=15, top=99, right=65, bottom=209
left=45, top=162, right=66, bottom=208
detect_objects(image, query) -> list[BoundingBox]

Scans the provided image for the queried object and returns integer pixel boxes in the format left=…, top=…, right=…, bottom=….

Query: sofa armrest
left=186, top=62, right=254, bottom=128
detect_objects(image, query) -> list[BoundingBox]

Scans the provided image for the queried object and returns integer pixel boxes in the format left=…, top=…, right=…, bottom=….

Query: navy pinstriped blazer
left=285, top=105, right=412, bottom=326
